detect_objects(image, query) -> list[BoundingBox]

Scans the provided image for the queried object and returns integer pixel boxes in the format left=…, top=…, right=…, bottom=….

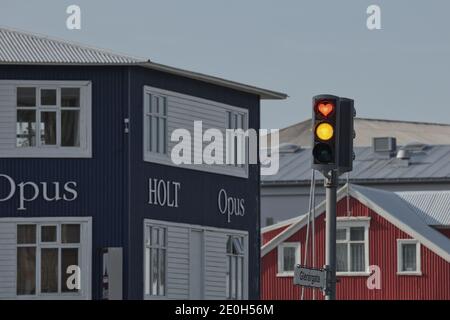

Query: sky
left=1, top=0, right=449, bottom=129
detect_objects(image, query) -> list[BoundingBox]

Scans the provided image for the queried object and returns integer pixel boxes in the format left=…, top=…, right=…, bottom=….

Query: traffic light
left=312, top=94, right=355, bottom=174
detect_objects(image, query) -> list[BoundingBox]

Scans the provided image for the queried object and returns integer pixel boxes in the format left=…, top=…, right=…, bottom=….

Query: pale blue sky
left=1, top=0, right=449, bottom=129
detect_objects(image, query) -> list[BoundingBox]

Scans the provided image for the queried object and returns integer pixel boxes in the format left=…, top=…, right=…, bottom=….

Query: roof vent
left=279, top=143, right=301, bottom=154
left=372, top=137, right=397, bottom=158
left=396, top=149, right=410, bottom=160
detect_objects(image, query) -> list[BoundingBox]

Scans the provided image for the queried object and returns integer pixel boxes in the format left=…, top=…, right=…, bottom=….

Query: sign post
left=324, top=170, right=337, bottom=300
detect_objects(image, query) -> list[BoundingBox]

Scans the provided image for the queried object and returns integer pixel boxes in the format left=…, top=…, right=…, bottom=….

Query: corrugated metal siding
left=0, top=28, right=141, bottom=64
left=261, top=197, right=450, bottom=300
left=204, top=231, right=228, bottom=299
left=0, top=222, right=15, bottom=298
left=166, top=226, right=190, bottom=299
left=0, top=65, right=128, bottom=300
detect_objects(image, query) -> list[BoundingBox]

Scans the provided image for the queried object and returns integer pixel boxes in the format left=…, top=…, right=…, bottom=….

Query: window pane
left=145, top=247, right=150, bottom=295
left=237, top=257, right=243, bottom=300
left=17, top=247, right=36, bottom=295
left=226, top=236, right=233, bottom=254
left=151, top=248, right=158, bottom=295
left=61, top=110, right=80, bottom=147
left=159, top=228, right=166, bottom=247
left=336, top=228, right=347, bottom=241
left=226, top=256, right=230, bottom=298
left=232, top=237, right=244, bottom=255
left=402, top=244, right=417, bottom=271
left=158, top=249, right=165, bottom=295
left=283, top=247, right=296, bottom=272
left=17, top=87, right=36, bottom=107
left=350, top=227, right=365, bottom=241
left=336, top=243, right=348, bottom=272
left=41, top=248, right=58, bottom=293
left=40, top=111, right=57, bottom=145
left=17, top=225, right=36, bottom=244
left=231, top=256, right=236, bottom=299
left=41, top=226, right=57, bottom=242
left=61, top=224, right=80, bottom=243
left=61, top=88, right=80, bottom=108
left=147, top=115, right=152, bottom=152
left=158, top=117, right=166, bottom=154
left=152, top=228, right=159, bottom=246
left=61, top=248, right=79, bottom=293
left=151, top=116, right=158, bottom=153
left=16, top=110, right=36, bottom=147
left=350, top=243, right=365, bottom=272
left=41, top=89, right=57, bottom=106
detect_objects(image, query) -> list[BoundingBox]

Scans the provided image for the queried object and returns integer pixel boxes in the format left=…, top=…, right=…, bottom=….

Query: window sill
left=276, top=272, right=295, bottom=278
left=336, top=272, right=371, bottom=277
left=143, top=153, right=249, bottom=179
left=397, top=271, right=422, bottom=276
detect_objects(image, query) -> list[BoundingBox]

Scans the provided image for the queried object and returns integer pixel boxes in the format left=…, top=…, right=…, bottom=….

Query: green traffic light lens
left=313, top=143, right=333, bottom=163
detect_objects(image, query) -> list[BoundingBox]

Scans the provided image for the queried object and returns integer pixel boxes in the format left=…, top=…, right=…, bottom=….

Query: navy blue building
left=0, top=28, right=286, bottom=300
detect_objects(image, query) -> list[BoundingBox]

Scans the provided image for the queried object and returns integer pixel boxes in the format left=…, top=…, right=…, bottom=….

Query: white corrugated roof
left=396, top=191, right=450, bottom=226
left=261, top=184, right=450, bottom=262
left=0, top=27, right=287, bottom=100
left=0, top=27, right=144, bottom=64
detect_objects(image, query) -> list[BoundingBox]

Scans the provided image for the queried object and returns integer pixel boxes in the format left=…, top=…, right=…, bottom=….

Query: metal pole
left=325, top=170, right=337, bottom=300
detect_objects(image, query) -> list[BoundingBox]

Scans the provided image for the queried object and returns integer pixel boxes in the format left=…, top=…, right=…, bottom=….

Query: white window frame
left=226, top=235, right=246, bottom=300
left=336, top=218, right=370, bottom=276
left=143, top=90, right=168, bottom=162
left=0, top=80, right=92, bottom=158
left=143, top=224, right=168, bottom=299
left=3, top=217, right=92, bottom=300
left=142, top=86, right=249, bottom=179
left=277, top=242, right=300, bottom=277
left=397, top=239, right=422, bottom=276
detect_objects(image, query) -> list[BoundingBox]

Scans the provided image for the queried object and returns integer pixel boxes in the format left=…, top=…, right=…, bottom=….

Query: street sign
left=294, top=265, right=327, bottom=290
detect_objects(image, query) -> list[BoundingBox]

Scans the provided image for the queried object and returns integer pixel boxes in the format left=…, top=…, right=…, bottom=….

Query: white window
left=226, top=110, right=247, bottom=167
left=15, top=222, right=89, bottom=298
left=7, top=82, right=92, bottom=158
left=143, top=91, right=168, bottom=158
left=144, top=225, right=167, bottom=297
left=397, top=239, right=421, bottom=275
left=277, top=242, right=300, bottom=276
left=336, top=221, right=369, bottom=275
left=226, top=235, right=245, bottom=300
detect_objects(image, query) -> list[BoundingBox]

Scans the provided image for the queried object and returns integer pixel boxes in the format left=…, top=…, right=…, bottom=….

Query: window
left=144, top=93, right=167, bottom=155
left=277, top=242, right=300, bottom=276
left=397, top=240, right=421, bottom=275
left=16, top=223, right=82, bottom=297
left=336, top=224, right=369, bottom=274
left=144, top=225, right=167, bottom=297
left=16, top=87, right=82, bottom=148
left=226, top=235, right=245, bottom=300
left=226, top=110, right=247, bottom=167
left=4, top=82, right=92, bottom=158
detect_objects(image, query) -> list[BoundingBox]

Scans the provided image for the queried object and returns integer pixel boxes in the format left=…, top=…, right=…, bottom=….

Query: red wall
left=261, top=197, right=450, bottom=300
left=262, top=225, right=291, bottom=245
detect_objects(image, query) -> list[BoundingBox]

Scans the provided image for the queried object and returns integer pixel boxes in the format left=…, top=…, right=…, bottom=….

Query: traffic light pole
left=324, top=170, right=337, bottom=300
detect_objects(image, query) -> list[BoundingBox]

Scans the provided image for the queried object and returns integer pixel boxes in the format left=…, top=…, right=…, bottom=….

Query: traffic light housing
left=312, top=95, right=355, bottom=174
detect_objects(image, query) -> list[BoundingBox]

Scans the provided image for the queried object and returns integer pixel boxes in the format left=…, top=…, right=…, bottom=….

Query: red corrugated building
left=261, top=184, right=450, bottom=300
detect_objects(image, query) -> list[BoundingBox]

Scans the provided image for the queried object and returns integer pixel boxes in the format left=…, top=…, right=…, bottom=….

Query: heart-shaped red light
left=318, top=103, right=334, bottom=117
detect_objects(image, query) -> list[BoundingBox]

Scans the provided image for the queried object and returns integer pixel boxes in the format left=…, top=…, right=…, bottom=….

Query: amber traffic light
left=312, top=95, right=355, bottom=173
